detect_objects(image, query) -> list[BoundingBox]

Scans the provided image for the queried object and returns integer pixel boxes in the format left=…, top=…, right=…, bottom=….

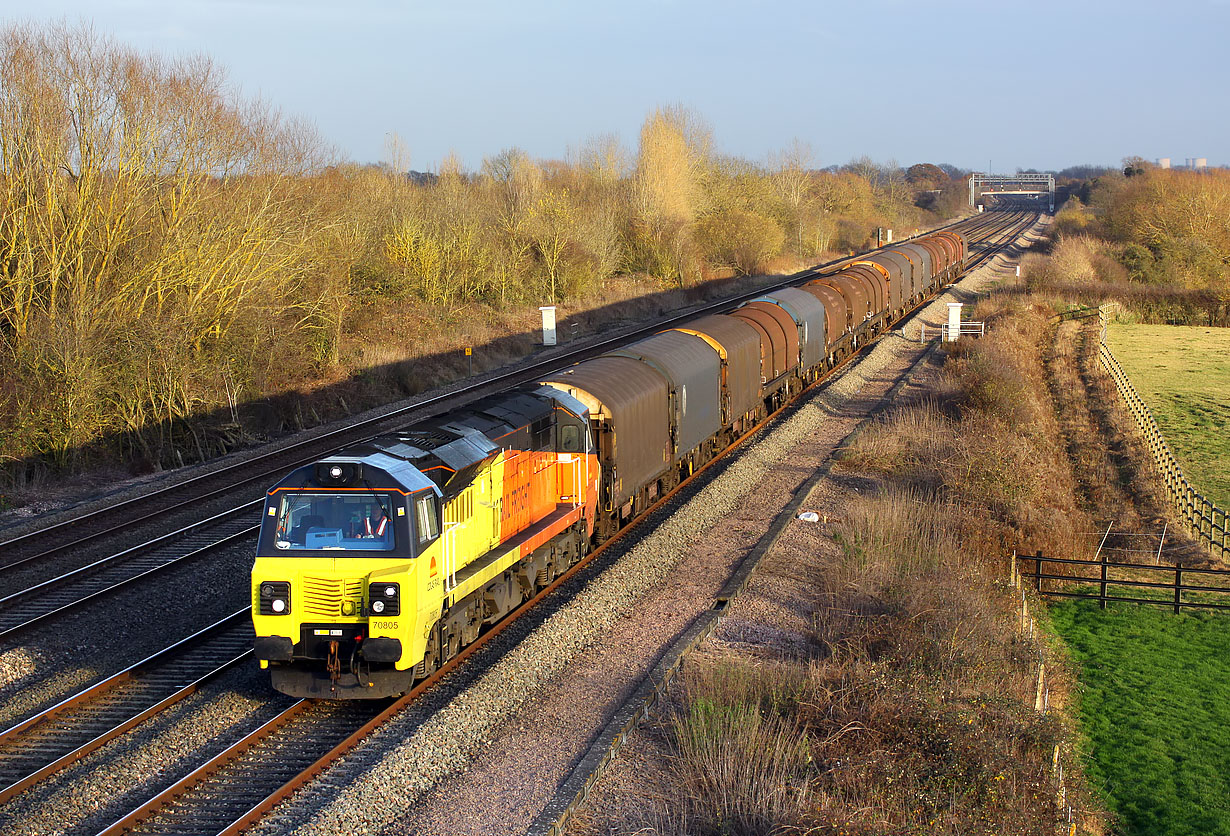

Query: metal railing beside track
left=1096, top=306, right=1228, bottom=560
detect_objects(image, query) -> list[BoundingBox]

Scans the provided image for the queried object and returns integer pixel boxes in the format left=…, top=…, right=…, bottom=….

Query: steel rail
left=0, top=501, right=260, bottom=596
left=0, top=524, right=258, bottom=642
left=0, top=609, right=253, bottom=805
left=0, top=215, right=986, bottom=573
left=93, top=210, right=1039, bottom=836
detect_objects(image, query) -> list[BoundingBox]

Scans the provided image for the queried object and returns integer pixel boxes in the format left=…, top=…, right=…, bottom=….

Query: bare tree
left=769, top=139, right=816, bottom=253
left=529, top=189, right=576, bottom=302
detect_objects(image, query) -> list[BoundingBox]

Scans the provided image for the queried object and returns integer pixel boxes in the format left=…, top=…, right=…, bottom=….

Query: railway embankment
left=555, top=219, right=1098, bottom=835
left=206, top=218, right=1060, bottom=835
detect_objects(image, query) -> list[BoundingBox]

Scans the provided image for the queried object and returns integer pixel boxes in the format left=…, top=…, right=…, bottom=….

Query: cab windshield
left=273, top=492, right=396, bottom=552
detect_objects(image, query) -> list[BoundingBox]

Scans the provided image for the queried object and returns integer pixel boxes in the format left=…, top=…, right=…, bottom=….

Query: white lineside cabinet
left=540, top=306, right=557, bottom=346
left=946, top=303, right=963, bottom=342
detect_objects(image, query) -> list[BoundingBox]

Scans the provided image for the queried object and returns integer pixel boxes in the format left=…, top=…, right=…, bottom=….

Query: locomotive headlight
left=368, top=581, right=400, bottom=617
left=258, top=581, right=291, bottom=615
left=329, top=465, right=344, bottom=479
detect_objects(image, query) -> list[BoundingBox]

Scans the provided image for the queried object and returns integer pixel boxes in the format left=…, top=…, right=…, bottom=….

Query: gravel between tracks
left=0, top=664, right=288, bottom=836
left=0, top=537, right=255, bottom=730
left=242, top=216, right=1047, bottom=836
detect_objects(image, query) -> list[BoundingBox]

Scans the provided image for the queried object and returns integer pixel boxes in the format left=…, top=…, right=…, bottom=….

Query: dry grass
left=661, top=661, right=815, bottom=833
left=839, top=302, right=1096, bottom=563
left=638, top=488, right=1067, bottom=836
left=1045, top=319, right=1138, bottom=523
left=1019, top=237, right=1221, bottom=325
left=620, top=298, right=1113, bottom=836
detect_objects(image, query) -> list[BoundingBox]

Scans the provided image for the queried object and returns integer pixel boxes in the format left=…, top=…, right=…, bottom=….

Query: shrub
left=694, top=209, right=786, bottom=276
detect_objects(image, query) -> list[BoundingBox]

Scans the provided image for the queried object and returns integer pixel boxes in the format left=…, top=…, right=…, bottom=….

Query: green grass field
left=1106, top=324, right=1230, bottom=511
left=1050, top=601, right=1230, bottom=835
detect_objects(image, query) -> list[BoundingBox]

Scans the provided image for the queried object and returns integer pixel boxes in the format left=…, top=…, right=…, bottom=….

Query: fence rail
left=1017, top=550, right=1230, bottom=614
left=919, top=321, right=985, bottom=342
left=1097, top=306, right=1228, bottom=560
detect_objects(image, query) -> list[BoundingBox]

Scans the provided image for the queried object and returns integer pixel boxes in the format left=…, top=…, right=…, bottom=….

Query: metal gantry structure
left=968, top=172, right=1055, bottom=210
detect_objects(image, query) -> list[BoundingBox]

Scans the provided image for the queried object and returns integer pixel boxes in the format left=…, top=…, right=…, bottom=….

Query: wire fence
left=1097, top=306, right=1228, bottom=560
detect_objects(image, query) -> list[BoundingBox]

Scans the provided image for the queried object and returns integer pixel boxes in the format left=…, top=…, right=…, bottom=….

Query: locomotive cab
left=252, top=454, right=444, bottom=698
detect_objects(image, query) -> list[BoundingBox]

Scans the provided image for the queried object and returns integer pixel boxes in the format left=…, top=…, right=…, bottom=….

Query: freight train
left=252, top=230, right=967, bottom=697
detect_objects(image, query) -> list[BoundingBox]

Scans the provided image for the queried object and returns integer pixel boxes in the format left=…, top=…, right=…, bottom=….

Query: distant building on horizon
left=1157, top=156, right=1209, bottom=170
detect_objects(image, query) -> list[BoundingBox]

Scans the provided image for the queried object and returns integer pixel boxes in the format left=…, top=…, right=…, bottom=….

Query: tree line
left=0, top=22, right=969, bottom=485
left=1034, top=162, right=1230, bottom=325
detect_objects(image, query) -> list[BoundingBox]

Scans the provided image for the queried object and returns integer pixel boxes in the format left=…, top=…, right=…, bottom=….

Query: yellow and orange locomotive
left=252, top=387, right=598, bottom=698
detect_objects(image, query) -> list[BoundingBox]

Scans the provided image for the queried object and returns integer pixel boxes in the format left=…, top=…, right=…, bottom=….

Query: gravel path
left=241, top=218, right=1046, bottom=836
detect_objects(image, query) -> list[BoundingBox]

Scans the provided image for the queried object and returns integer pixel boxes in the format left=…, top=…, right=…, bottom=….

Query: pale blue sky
left=5, top=0, right=1227, bottom=172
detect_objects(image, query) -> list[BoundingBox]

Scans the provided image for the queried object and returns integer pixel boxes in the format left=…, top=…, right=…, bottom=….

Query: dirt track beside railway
left=235, top=217, right=1047, bottom=836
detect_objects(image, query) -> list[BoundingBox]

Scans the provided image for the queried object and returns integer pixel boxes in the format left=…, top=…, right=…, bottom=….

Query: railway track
left=0, top=215, right=1018, bottom=637
left=0, top=214, right=1010, bottom=587
left=46, top=210, right=1041, bottom=836
left=0, top=610, right=254, bottom=805
left=0, top=508, right=259, bottom=642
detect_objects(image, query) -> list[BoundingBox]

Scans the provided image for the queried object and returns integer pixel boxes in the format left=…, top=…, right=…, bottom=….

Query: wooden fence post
left=1174, top=567, right=1183, bottom=615
left=1035, top=549, right=1043, bottom=593
left=1100, top=547, right=1108, bottom=610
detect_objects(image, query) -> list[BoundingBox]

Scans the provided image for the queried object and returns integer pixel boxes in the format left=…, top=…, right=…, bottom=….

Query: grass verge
left=1048, top=601, right=1230, bottom=836
left=1106, top=324, right=1230, bottom=510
